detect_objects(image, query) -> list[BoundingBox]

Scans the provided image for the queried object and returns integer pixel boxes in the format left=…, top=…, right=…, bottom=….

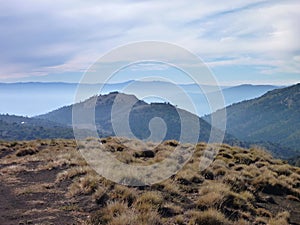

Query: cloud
left=0, top=0, right=299, bottom=82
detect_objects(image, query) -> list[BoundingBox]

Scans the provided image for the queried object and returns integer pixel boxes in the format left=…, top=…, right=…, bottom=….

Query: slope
left=36, top=92, right=238, bottom=144
left=203, top=83, right=300, bottom=153
left=0, top=138, right=299, bottom=224
left=0, top=114, right=73, bottom=140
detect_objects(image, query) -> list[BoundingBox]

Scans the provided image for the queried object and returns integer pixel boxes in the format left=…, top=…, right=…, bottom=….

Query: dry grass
left=268, top=211, right=290, bottom=225
left=1, top=137, right=300, bottom=225
left=187, top=208, right=230, bottom=225
left=56, top=166, right=92, bottom=183
left=67, top=174, right=100, bottom=197
left=135, top=191, right=163, bottom=211
left=197, top=181, right=230, bottom=210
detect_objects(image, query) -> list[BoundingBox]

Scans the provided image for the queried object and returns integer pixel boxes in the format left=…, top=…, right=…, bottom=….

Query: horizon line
left=0, top=80, right=296, bottom=87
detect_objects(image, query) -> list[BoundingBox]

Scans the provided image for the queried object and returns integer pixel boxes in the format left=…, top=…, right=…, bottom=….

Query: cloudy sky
left=1, top=0, right=299, bottom=85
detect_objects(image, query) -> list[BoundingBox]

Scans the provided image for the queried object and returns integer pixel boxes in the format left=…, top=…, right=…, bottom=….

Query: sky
left=0, top=0, right=300, bottom=85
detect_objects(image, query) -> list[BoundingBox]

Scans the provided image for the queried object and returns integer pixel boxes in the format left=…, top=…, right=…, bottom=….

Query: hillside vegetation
left=37, top=92, right=238, bottom=144
left=204, top=83, right=300, bottom=154
left=0, top=115, right=73, bottom=140
left=0, top=138, right=299, bottom=224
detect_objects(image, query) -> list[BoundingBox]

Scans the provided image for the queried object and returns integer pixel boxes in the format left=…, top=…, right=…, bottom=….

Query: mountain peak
left=95, top=92, right=144, bottom=108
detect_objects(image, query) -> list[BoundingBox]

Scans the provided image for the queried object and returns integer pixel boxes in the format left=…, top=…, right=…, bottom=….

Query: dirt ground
left=0, top=146, right=93, bottom=225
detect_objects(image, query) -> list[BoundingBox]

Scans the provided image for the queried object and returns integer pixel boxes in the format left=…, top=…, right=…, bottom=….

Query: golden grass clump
left=111, top=184, right=137, bottom=205
left=135, top=191, right=163, bottom=212
left=269, top=164, right=292, bottom=176
left=90, top=201, right=129, bottom=225
left=90, top=200, right=162, bottom=225
left=67, top=174, right=99, bottom=197
left=197, top=180, right=254, bottom=214
left=56, top=166, right=92, bottom=183
left=187, top=208, right=230, bottom=225
left=268, top=211, right=290, bottom=225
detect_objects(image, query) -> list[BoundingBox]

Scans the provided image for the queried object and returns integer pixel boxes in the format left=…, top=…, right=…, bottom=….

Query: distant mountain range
left=186, top=84, right=281, bottom=116
left=0, top=81, right=280, bottom=116
left=217, top=84, right=284, bottom=106
left=203, top=83, right=300, bottom=155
